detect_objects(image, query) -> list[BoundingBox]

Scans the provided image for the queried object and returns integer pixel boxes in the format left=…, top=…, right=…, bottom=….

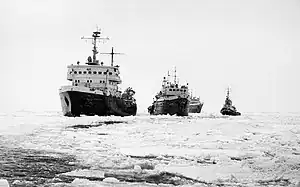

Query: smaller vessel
left=189, top=96, right=204, bottom=113
left=148, top=69, right=189, bottom=116
left=220, top=88, right=241, bottom=116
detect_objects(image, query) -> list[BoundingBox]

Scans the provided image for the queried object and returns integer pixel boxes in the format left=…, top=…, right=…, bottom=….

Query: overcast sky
left=0, top=0, right=300, bottom=113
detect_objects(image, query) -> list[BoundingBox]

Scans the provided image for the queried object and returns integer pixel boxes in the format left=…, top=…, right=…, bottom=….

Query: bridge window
left=114, top=68, right=117, bottom=72
left=104, top=72, right=107, bottom=75
left=109, top=72, right=112, bottom=75
left=93, top=71, right=97, bottom=74
left=78, top=80, right=80, bottom=83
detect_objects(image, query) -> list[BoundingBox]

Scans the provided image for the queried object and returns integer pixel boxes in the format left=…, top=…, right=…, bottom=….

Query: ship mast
left=100, top=47, right=123, bottom=66
left=226, top=87, right=230, bottom=99
left=81, top=29, right=109, bottom=65
left=174, top=67, right=177, bottom=84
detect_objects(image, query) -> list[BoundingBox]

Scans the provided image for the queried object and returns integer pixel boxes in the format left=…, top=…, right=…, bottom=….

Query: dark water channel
left=0, top=146, right=83, bottom=186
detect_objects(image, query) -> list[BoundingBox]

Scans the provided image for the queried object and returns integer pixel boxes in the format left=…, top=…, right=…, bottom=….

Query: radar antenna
left=81, top=28, right=109, bottom=65
left=100, top=47, right=124, bottom=66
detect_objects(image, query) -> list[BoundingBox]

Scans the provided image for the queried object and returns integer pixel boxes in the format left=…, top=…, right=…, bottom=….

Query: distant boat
left=59, top=29, right=137, bottom=117
left=220, top=88, right=241, bottom=116
left=148, top=68, right=189, bottom=116
left=188, top=96, right=204, bottom=113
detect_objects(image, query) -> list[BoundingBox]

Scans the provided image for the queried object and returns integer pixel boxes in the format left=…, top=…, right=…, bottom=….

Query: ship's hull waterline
left=220, top=108, right=241, bottom=116
left=59, top=90, right=137, bottom=117
left=149, top=98, right=189, bottom=116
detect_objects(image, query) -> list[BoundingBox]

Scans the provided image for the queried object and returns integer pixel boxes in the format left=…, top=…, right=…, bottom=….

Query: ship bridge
left=157, top=72, right=190, bottom=98
left=64, top=29, right=126, bottom=96
left=67, top=64, right=121, bottom=92
left=162, top=83, right=189, bottom=97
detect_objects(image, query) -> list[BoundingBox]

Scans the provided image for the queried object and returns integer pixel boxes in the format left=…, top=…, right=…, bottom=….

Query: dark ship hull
left=188, top=103, right=204, bottom=113
left=220, top=108, right=241, bottom=116
left=60, top=90, right=137, bottom=117
left=148, top=98, right=189, bottom=116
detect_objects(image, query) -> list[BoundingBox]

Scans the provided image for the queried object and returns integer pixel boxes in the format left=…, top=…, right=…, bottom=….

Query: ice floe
left=0, top=112, right=299, bottom=186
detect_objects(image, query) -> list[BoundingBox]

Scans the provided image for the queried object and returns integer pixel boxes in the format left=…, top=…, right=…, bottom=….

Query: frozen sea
left=0, top=111, right=300, bottom=187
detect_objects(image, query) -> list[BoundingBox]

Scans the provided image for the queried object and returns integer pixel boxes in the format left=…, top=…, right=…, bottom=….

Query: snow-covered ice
left=0, top=111, right=300, bottom=186
left=0, top=179, right=9, bottom=187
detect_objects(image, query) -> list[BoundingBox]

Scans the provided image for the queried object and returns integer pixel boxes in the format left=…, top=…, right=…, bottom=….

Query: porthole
left=98, top=72, right=102, bottom=74
left=79, top=71, right=82, bottom=74
left=93, top=71, right=97, bottom=74
left=88, top=71, right=92, bottom=74
left=74, top=71, right=77, bottom=74
left=83, top=71, right=87, bottom=74
left=109, top=72, right=112, bottom=75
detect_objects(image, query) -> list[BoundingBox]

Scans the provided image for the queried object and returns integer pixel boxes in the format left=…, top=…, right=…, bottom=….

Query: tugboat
left=59, top=29, right=137, bottom=117
left=220, top=88, right=241, bottom=116
left=189, top=96, right=204, bottom=113
left=148, top=69, right=189, bottom=116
